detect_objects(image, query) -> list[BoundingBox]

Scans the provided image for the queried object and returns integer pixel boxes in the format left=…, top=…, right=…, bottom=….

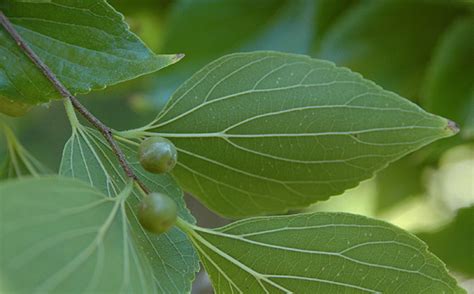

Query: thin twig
left=0, top=11, right=150, bottom=194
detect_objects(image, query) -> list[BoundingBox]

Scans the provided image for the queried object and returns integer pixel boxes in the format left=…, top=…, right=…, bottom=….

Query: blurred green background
left=1, top=0, right=473, bottom=292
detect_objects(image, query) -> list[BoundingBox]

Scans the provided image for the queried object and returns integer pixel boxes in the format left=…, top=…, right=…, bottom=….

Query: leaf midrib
left=34, top=192, right=124, bottom=292
left=80, top=129, right=192, bottom=292
left=190, top=226, right=380, bottom=293
left=192, top=225, right=456, bottom=292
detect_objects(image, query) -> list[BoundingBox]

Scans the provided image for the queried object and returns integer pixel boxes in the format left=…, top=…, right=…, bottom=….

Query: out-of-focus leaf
left=107, top=0, right=170, bottom=15
left=151, top=0, right=315, bottom=108
left=0, top=0, right=181, bottom=115
left=0, top=122, right=49, bottom=179
left=418, top=206, right=474, bottom=275
left=422, top=17, right=474, bottom=139
left=426, top=144, right=474, bottom=212
left=60, top=118, right=199, bottom=293
left=310, top=0, right=357, bottom=53
left=375, top=155, right=424, bottom=212
left=180, top=212, right=464, bottom=293
left=0, top=177, right=156, bottom=293
left=0, top=96, right=30, bottom=117
left=239, top=0, right=314, bottom=53
left=142, top=51, right=458, bottom=218
left=319, top=0, right=465, bottom=99
left=163, top=0, right=300, bottom=62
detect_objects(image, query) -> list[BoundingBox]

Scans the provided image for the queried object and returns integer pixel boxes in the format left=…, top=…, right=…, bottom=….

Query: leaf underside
left=0, top=177, right=156, bottom=293
left=188, top=212, right=464, bottom=294
left=59, top=126, right=199, bottom=293
left=150, top=51, right=457, bottom=218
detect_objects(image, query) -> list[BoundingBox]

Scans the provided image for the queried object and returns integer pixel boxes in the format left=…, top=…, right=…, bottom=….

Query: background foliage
left=1, top=0, right=473, bottom=293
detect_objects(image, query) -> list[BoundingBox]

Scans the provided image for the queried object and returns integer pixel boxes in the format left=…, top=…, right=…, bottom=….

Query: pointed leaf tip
left=446, top=120, right=460, bottom=135
left=173, top=53, right=186, bottom=61
left=152, top=51, right=463, bottom=217
left=191, top=212, right=465, bottom=293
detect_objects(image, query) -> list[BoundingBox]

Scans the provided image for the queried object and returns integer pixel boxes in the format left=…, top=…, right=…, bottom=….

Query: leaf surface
left=182, top=212, right=464, bottom=293
left=0, top=177, right=156, bottom=293
left=59, top=125, right=199, bottom=293
left=0, top=0, right=180, bottom=115
left=148, top=51, right=458, bottom=217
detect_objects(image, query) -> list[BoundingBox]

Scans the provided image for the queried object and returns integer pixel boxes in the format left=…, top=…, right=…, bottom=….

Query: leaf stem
left=116, top=127, right=152, bottom=140
left=175, top=217, right=195, bottom=234
left=0, top=10, right=150, bottom=194
left=63, top=99, right=81, bottom=130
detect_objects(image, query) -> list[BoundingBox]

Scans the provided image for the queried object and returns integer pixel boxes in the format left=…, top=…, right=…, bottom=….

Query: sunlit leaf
left=143, top=51, right=458, bottom=217
left=59, top=123, right=198, bottom=293
left=180, top=212, right=464, bottom=293
left=0, top=0, right=181, bottom=115
left=0, top=177, right=156, bottom=293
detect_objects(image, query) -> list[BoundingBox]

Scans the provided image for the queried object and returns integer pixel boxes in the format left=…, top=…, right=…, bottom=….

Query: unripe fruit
left=138, top=192, right=177, bottom=234
left=139, top=137, right=177, bottom=174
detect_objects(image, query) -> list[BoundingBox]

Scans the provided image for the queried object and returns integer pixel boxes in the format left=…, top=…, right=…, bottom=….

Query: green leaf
left=0, top=0, right=181, bottom=115
left=418, top=205, right=474, bottom=275
left=318, top=1, right=465, bottom=98
left=59, top=123, right=199, bottom=293
left=179, top=212, right=464, bottom=293
left=0, top=122, right=49, bottom=179
left=143, top=51, right=458, bottom=218
left=422, top=17, right=474, bottom=139
left=0, top=177, right=156, bottom=293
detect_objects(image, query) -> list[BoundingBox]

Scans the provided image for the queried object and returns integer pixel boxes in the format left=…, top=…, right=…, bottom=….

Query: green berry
left=139, top=136, right=177, bottom=174
left=138, top=192, right=177, bottom=234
